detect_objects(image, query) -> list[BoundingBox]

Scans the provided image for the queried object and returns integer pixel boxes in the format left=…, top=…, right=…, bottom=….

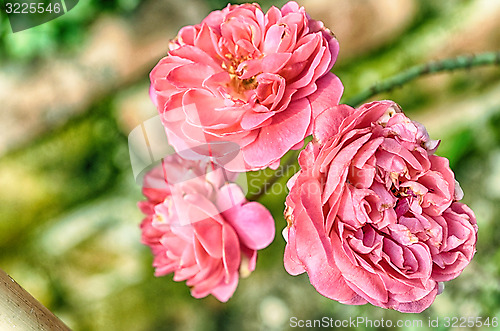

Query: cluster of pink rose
left=139, top=1, right=477, bottom=312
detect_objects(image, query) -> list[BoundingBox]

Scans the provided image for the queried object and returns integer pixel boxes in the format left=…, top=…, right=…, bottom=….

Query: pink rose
left=283, top=101, right=477, bottom=312
left=149, top=1, right=343, bottom=171
left=139, top=155, right=275, bottom=302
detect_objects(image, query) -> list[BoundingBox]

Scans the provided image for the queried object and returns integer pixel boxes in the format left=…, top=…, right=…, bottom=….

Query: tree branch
left=345, top=51, right=500, bottom=107
left=0, top=269, right=71, bottom=330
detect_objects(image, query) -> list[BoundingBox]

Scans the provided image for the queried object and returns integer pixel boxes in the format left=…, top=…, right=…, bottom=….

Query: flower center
left=222, top=54, right=258, bottom=100
left=391, top=186, right=418, bottom=199
left=392, top=184, right=425, bottom=217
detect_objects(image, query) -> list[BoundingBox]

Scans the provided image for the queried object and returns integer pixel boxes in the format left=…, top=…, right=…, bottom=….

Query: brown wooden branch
left=0, top=269, right=71, bottom=330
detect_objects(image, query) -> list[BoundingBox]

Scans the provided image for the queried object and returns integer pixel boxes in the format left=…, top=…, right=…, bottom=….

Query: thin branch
left=345, top=51, right=500, bottom=107
left=247, top=149, right=299, bottom=201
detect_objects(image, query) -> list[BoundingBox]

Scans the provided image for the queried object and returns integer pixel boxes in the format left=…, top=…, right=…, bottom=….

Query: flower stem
left=345, top=51, right=500, bottom=107
left=247, top=149, right=299, bottom=201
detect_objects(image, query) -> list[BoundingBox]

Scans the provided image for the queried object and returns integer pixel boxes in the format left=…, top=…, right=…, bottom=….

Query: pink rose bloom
left=283, top=101, right=478, bottom=312
left=149, top=1, right=343, bottom=171
left=139, top=155, right=275, bottom=302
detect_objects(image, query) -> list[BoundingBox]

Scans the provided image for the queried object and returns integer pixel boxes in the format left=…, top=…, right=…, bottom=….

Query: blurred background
left=1, top=0, right=500, bottom=330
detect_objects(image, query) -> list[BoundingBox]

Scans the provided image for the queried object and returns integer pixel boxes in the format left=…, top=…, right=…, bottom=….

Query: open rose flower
left=283, top=100, right=477, bottom=312
left=139, top=155, right=275, bottom=302
left=149, top=1, right=342, bottom=171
